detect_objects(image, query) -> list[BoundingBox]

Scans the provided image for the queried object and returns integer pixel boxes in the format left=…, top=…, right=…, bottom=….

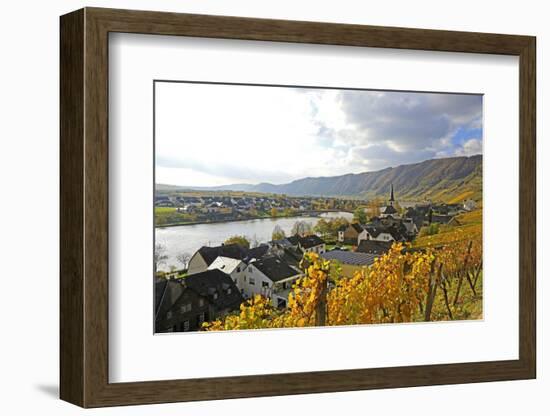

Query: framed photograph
left=60, top=7, right=536, bottom=408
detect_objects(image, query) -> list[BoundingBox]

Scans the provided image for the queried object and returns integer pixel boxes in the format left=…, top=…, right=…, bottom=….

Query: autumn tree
left=224, top=235, right=250, bottom=249
left=314, top=217, right=349, bottom=241
left=367, top=198, right=382, bottom=219
left=353, top=207, right=367, bottom=224
left=419, top=223, right=440, bottom=237
left=272, top=225, right=286, bottom=240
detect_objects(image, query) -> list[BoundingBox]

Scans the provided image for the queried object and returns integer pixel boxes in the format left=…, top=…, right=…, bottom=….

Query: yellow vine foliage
left=203, top=233, right=482, bottom=331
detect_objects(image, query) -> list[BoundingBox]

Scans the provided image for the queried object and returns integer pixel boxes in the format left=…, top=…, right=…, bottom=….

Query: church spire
left=389, top=183, right=395, bottom=205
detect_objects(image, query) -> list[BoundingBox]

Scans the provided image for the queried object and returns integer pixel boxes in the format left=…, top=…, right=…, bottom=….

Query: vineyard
left=203, top=216, right=483, bottom=331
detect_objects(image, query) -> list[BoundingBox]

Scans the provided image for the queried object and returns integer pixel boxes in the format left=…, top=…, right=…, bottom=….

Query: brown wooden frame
left=60, top=7, right=536, bottom=408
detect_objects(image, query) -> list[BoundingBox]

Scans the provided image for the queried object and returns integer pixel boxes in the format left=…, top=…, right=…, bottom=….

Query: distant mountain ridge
left=157, top=155, right=482, bottom=203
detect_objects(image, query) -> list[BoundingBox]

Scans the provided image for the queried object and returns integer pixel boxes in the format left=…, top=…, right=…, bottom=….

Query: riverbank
left=155, top=210, right=352, bottom=228
left=155, top=211, right=354, bottom=271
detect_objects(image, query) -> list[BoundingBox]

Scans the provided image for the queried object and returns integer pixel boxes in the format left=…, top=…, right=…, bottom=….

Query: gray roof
left=350, top=223, right=364, bottom=234
left=321, top=250, right=377, bottom=266
left=251, top=257, right=301, bottom=282
left=431, top=214, right=454, bottom=224
left=356, top=240, right=392, bottom=255
left=298, top=234, right=325, bottom=249
left=184, top=269, right=244, bottom=310
left=155, top=270, right=244, bottom=320
left=364, top=224, right=407, bottom=241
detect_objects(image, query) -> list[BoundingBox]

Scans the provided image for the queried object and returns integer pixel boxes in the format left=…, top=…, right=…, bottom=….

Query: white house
left=402, top=217, right=419, bottom=237
left=337, top=227, right=345, bottom=243
left=272, top=235, right=326, bottom=254
left=297, top=235, right=326, bottom=254
left=187, top=244, right=247, bottom=275
left=207, top=256, right=248, bottom=289
left=463, top=199, right=477, bottom=211
left=357, top=225, right=407, bottom=245
left=241, top=257, right=303, bottom=308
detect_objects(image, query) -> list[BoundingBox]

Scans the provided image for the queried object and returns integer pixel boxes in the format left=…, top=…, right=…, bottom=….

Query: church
left=380, top=183, right=400, bottom=219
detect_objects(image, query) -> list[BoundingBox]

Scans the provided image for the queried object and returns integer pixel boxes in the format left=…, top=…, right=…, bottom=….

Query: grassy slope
left=413, top=209, right=482, bottom=248
left=155, top=207, right=197, bottom=226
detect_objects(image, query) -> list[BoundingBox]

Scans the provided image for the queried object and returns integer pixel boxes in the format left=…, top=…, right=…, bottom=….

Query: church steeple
left=389, top=183, right=395, bottom=206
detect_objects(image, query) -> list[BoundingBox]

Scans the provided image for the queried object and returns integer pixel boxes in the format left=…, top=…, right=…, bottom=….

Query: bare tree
left=249, top=234, right=260, bottom=248
left=154, top=243, right=169, bottom=273
left=176, top=252, right=191, bottom=270
left=291, top=220, right=313, bottom=236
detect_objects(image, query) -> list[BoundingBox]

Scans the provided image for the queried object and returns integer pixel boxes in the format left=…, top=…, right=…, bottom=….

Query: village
left=155, top=185, right=478, bottom=333
left=154, top=192, right=364, bottom=226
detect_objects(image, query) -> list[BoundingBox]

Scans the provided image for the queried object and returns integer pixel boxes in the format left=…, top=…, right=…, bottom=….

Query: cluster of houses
left=326, top=186, right=476, bottom=278
left=156, top=194, right=314, bottom=212
left=155, top=193, right=362, bottom=223
left=155, top=234, right=326, bottom=332
left=155, top=185, right=477, bottom=332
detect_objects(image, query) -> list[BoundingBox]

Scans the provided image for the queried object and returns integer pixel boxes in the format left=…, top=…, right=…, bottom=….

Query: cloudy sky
left=155, top=82, right=482, bottom=187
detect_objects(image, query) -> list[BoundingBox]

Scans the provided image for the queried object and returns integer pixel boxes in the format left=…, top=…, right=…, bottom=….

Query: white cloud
left=155, top=83, right=482, bottom=187
left=454, top=138, right=483, bottom=156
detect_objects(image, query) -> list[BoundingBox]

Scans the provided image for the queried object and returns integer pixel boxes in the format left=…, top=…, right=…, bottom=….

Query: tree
left=154, top=243, right=169, bottom=273
left=270, top=207, right=278, bottom=217
left=272, top=225, right=286, bottom=240
left=224, top=235, right=250, bottom=249
left=249, top=235, right=260, bottom=248
left=367, top=198, right=381, bottom=218
left=291, top=220, right=313, bottom=236
left=314, top=217, right=349, bottom=241
left=419, top=223, right=440, bottom=237
left=176, top=252, right=191, bottom=270
left=353, top=207, right=367, bottom=224
left=314, top=218, right=330, bottom=239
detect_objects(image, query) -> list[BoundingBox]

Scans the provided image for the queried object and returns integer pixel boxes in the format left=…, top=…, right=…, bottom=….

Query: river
left=155, top=211, right=353, bottom=271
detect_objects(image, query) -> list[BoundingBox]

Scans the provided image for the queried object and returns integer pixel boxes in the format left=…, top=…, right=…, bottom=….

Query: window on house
left=197, top=313, right=205, bottom=325
left=213, top=292, right=218, bottom=300
left=262, top=281, right=269, bottom=288
left=182, top=320, right=190, bottom=332
left=249, top=278, right=256, bottom=285
left=199, top=298, right=205, bottom=307
left=248, top=267, right=253, bottom=272
left=227, top=288, right=232, bottom=294
left=236, top=267, right=241, bottom=272
left=180, top=303, right=191, bottom=314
